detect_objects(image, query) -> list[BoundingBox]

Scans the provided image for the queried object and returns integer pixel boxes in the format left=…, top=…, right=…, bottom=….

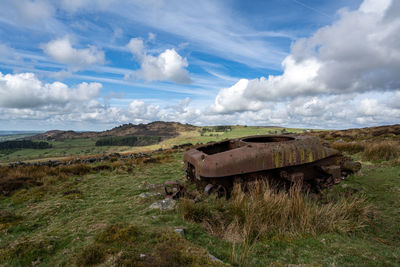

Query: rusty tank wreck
left=183, top=135, right=361, bottom=197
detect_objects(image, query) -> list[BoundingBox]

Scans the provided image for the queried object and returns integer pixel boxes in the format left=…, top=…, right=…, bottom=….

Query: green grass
left=1, top=127, right=399, bottom=265
left=1, top=147, right=400, bottom=266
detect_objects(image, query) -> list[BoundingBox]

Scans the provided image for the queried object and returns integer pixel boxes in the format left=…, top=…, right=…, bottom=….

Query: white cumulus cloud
left=126, top=38, right=144, bottom=57
left=0, top=72, right=102, bottom=109
left=125, top=37, right=191, bottom=84
left=128, top=100, right=161, bottom=122
left=42, top=36, right=105, bottom=68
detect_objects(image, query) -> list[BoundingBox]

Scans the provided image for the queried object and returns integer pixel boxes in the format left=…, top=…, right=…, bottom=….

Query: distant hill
left=27, top=121, right=198, bottom=141
left=308, top=124, right=400, bottom=141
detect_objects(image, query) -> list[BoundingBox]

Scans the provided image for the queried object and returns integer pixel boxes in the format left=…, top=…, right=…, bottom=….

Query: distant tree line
left=0, top=140, right=52, bottom=150
left=95, top=135, right=162, bottom=147
left=200, top=126, right=232, bottom=136
left=201, top=126, right=232, bottom=133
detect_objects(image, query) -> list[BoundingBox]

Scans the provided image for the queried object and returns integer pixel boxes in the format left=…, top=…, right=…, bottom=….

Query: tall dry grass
left=181, top=182, right=372, bottom=241
left=180, top=181, right=372, bottom=264
left=227, top=182, right=371, bottom=241
left=331, top=141, right=365, bottom=154
left=361, top=141, right=400, bottom=161
left=331, top=140, right=400, bottom=162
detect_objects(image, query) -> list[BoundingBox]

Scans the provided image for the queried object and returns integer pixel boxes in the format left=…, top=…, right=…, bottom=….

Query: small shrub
left=0, top=177, right=42, bottom=196
left=91, top=164, right=111, bottom=171
left=11, top=187, right=48, bottom=203
left=152, top=232, right=221, bottom=267
left=111, top=161, right=125, bottom=171
left=361, top=141, right=400, bottom=161
left=0, top=239, right=55, bottom=266
left=75, top=244, right=106, bottom=266
left=180, top=199, right=213, bottom=223
left=153, top=153, right=172, bottom=163
left=59, top=164, right=92, bottom=175
left=113, top=231, right=223, bottom=267
left=114, top=250, right=147, bottom=266
left=2, top=165, right=48, bottom=181
left=0, top=211, right=22, bottom=224
left=95, top=224, right=140, bottom=244
left=0, top=211, right=22, bottom=230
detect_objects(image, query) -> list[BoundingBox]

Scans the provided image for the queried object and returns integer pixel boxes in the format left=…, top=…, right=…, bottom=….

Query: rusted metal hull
left=183, top=135, right=361, bottom=195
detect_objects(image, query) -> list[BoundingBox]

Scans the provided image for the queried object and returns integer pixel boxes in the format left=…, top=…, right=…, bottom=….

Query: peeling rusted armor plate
left=184, top=135, right=339, bottom=179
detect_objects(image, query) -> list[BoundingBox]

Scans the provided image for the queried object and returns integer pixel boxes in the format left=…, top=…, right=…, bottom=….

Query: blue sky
left=0, top=0, right=399, bottom=130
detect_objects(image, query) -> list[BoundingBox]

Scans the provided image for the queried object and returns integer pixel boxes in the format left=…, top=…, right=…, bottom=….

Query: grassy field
left=0, top=126, right=303, bottom=163
left=1, top=126, right=399, bottom=266
left=0, top=139, right=400, bottom=266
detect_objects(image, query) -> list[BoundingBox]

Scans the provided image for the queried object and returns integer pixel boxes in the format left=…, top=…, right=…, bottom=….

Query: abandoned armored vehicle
left=183, top=135, right=361, bottom=196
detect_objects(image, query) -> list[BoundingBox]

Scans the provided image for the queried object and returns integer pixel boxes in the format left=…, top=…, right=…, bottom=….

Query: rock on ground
left=138, top=192, right=161, bottom=198
left=174, top=228, right=184, bottom=236
left=149, top=198, right=175, bottom=210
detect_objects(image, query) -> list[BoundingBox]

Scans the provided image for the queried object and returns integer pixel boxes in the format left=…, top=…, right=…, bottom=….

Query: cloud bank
left=0, top=72, right=199, bottom=129
left=211, top=0, right=400, bottom=114
left=0, top=72, right=101, bottom=109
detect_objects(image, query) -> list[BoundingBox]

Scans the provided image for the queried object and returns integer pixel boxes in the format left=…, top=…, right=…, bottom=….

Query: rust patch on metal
left=183, top=135, right=361, bottom=195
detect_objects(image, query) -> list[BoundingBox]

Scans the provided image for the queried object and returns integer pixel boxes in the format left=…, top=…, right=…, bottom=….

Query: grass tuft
left=75, top=244, right=106, bottom=266
left=0, top=239, right=55, bottom=266
left=95, top=224, right=140, bottom=244
left=180, top=181, right=373, bottom=242
left=361, top=141, right=400, bottom=161
left=179, top=199, right=214, bottom=223
left=151, top=231, right=223, bottom=267
left=77, top=225, right=224, bottom=267
left=59, top=163, right=92, bottom=175
left=181, top=181, right=373, bottom=265
left=0, top=211, right=22, bottom=230
left=331, top=141, right=365, bottom=154
left=331, top=140, right=400, bottom=162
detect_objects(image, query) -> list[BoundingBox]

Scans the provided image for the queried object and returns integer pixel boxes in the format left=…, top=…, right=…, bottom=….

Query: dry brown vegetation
left=331, top=140, right=400, bottom=162
left=331, top=141, right=366, bottom=154
left=180, top=182, right=373, bottom=264
left=180, top=181, right=372, bottom=242
left=0, top=150, right=171, bottom=197
left=0, top=163, right=94, bottom=196
left=310, top=124, right=400, bottom=142
left=362, top=141, right=400, bottom=161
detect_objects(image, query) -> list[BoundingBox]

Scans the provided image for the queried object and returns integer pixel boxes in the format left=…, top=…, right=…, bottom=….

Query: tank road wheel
left=204, top=184, right=228, bottom=198
left=215, top=185, right=228, bottom=198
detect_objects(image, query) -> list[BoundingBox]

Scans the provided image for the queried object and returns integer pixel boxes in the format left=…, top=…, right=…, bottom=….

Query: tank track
left=186, top=155, right=361, bottom=197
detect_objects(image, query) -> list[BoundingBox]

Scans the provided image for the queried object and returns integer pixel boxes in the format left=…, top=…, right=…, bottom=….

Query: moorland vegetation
left=0, top=124, right=400, bottom=266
